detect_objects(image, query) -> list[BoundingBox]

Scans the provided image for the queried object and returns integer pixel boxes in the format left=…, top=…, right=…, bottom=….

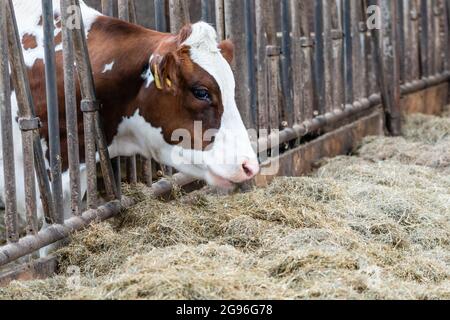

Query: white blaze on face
left=182, top=22, right=259, bottom=186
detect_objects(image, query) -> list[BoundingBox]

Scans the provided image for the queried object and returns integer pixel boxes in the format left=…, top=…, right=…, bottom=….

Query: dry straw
left=1, top=108, right=449, bottom=299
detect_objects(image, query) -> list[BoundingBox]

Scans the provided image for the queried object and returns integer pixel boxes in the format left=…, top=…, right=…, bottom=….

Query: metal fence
left=0, top=0, right=449, bottom=271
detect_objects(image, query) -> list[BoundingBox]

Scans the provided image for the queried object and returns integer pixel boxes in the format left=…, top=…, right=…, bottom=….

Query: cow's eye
left=192, top=88, right=211, bottom=102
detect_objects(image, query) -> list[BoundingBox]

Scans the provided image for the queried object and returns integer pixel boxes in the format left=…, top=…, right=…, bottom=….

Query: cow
left=0, top=0, right=259, bottom=226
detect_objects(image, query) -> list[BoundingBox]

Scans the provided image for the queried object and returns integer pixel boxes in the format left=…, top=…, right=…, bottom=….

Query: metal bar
left=322, top=0, right=334, bottom=113
left=371, top=0, right=402, bottom=136
left=126, top=156, right=137, bottom=184
left=244, top=0, right=257, bottom=128
left=69, top=1, right=98, bottom=208
left=331, top=0, right=345, bottom=110
left=118, top=0, right=129, bottom=20
left=314, top=0, right=326, bottom=115
left=280, top=0, right=293, bottom=126
left=71, top=0, right=119, bottom=203
left=224, top=0, right=253, bottom=128
left=343, top=0, right=354, bottom=104
left=61, top=0, right=81, bottom=217
left=419, top=0, right=429, bottom=77
left=101, top=0, right=121, bottom=198
left=201, top=0, right=212, bottom=23
left=397, top=0, right=405, bottom=84
left=215, top=0, right=225, bottom=40
left=443, top=0, right=450, bottom=71
left=0, top=197, right=133, bottom=267
left=410, top=0, right=421, bottom=80
left=42, top=0, right=64, bottom=224
left=118, top=0, right=138, bottom=184
left=101, top=0, right=114, bottom=17
left=0, top=0, right=18, bottom=243
left=6, top=0, right=54, bottom=227
left=143, top=157, right=153, bottom=186
left=154, top=0, right=167, bottom=32
left=300, top=2, right=314, bottom=121
left=169, top=0, right=190, bottom=33
left=0, top=167, right=206, bottom=266
left=257, top=69, right=450, bottom=153
left=128, top=0, right=137, bottom=24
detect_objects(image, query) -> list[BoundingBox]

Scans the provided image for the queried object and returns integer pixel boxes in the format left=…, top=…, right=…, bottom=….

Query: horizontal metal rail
left=257, top=72, right=450, bottom=153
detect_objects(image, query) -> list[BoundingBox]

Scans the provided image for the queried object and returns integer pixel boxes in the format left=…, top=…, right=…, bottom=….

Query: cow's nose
left=241, top=159, right=260, bottom=179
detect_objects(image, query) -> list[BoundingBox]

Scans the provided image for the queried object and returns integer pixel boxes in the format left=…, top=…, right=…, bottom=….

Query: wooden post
left=255, top=0, right=280, bottom=131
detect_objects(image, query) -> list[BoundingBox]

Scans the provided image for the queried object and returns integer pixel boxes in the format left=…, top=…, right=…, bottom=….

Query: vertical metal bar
left=72, top=0, right=119, bottom=200
left=410, top=0, right=421, bottom=80
left=313, top=1, right=326, bottom=115
left=225, top=0, right=253, bottom=128
left=101, top=0, right=121, bottom=198
left=244, top=0, right=257, bottom=127
left=322, top=0, right=334, bottom=113
left=6, top=0, right=53, bottom=228
left=101, top=0, right=114, bottom=17
left=443, top=0, right=450, bottom=72
left=434, top=0, right=443, bottom=73
left=255, top=0, right=267, bottom=130
left=397, top=0, right=405, bottom=83
left=61, top=0, right=82, bottom=216
left=331, top=0, right=345, bottom=110
left=429, top=0, right=437, bottom=75
left=201, top=0, right=212, bottom=23
left=118, top=0, right=138, bottom=184
left=0, top=0, right=18, bottom=242
left=118, top=0, right=129, bottom=20
left=128, top=0, right=137, bottom=24
left=42, top=0, right=64, bottom=224
left=372, top=0, right=402, bottom=135
left=350, top=0, right=363, bottom=100
left=143, top=157, right=153, bottom=186
left=70, top=7, right=98, bottom=208
left=419, top=0, right=429, bottom=77
left=280, top=0, right=293, bottom=126
left=343, top=0, right=354, bottom=104
left=126, top=156, right=137, bottom=184
left=289, top=0, right=302, bottom=123
left=169, top=0, right=190, bottom=33
left=215, top=0, right=225, bottom=40
left=154, top=0, right=167, bottom=32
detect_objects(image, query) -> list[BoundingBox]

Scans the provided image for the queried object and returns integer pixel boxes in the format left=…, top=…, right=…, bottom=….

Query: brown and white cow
left=0, top=0, right=259, bottom=222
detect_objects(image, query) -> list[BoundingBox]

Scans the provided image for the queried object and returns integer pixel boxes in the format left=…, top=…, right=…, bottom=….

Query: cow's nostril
left=242, top=161, right=257, bottom=178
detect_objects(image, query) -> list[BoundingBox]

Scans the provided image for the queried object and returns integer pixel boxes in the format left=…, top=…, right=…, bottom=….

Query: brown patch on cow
left=54, top=21, right=62, bottom=46
left=28, top=15, right=226, bottom=170
left=22, top=34, right=38, bottom=50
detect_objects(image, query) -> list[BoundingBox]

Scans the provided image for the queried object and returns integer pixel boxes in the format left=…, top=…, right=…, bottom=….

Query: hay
left=1, top=111, right=450, bottom=300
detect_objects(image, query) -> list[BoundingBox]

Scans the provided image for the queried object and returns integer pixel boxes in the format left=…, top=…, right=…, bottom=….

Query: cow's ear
left=218, top=39, right=234, bottom=64
left=150, top=53, right=179, bottom=93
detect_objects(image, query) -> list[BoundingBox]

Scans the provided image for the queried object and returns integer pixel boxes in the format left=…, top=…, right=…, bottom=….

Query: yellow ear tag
left=165, top=78, right=172, bottom=88
left=153, top=65, right=163, bottom=90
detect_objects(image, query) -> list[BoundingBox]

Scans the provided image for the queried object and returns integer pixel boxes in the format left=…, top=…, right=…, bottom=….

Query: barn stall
left=0, top=0, right=449, bottom=299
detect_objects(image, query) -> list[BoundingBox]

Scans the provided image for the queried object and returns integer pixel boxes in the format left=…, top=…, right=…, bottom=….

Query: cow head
left=117, top=22, right=259, bottom=188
